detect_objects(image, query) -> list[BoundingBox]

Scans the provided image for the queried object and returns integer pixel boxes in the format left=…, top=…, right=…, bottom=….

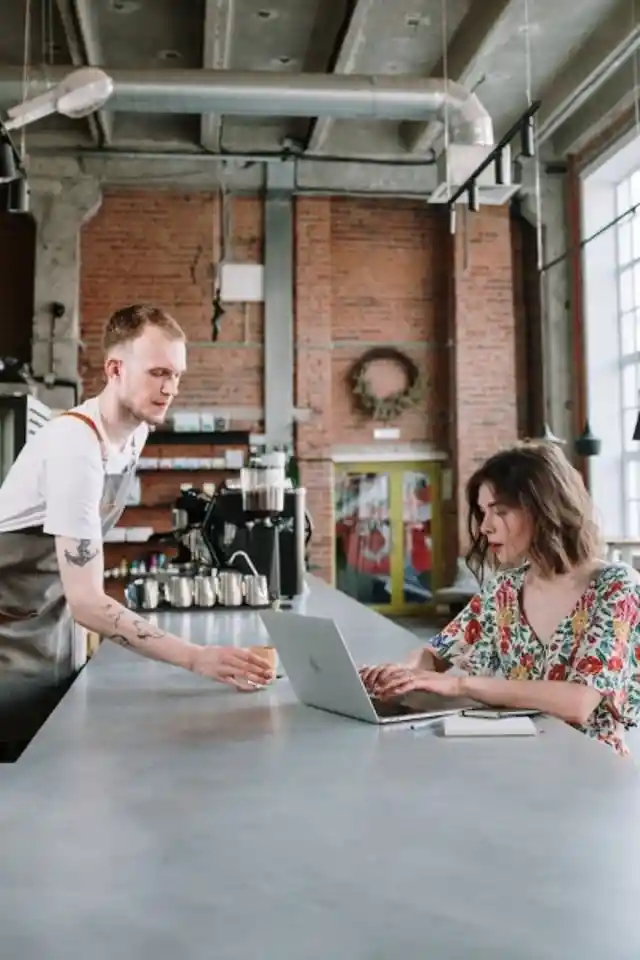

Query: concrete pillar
left=30, top=176, right=102, bottom=409
left=521, top=169, right=573, bottom=444
left=294, top=197, right=335, bottom=583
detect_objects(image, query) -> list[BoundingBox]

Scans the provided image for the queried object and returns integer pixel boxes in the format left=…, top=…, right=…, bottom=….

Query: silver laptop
left=259, top=610, right=477, bottom=726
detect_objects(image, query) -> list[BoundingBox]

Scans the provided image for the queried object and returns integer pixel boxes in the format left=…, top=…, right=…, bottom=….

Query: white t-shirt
left=0, top=398, right=149, bottom=541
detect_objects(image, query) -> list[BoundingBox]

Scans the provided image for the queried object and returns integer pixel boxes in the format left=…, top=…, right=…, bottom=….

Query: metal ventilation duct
left=0, top=67, right=494, bottom=146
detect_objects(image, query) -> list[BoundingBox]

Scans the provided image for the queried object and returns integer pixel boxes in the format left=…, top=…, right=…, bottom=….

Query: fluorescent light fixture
left=3, top=67, right=114, bottom=131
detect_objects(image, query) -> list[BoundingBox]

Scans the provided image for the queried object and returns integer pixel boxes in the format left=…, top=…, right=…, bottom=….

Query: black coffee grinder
left=200, top=446, right=313, bottom=599
left=237, top=455, right=286, bottom=598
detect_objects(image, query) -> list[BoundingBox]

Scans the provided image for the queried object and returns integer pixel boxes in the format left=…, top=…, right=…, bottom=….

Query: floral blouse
left=430, top=563, right=640, bottom=756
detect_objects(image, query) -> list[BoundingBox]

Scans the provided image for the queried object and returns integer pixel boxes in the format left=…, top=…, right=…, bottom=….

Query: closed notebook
left=443, top=714, right=538, bottom=737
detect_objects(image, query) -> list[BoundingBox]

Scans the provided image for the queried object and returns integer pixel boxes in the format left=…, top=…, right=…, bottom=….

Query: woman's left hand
left=374, top=667, right=463, bottom=700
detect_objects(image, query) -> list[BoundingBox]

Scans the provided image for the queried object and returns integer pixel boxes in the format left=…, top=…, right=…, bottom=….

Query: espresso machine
left=201, top=454, right=312, bottom=600
left=170, top=483, right=212, bottom=567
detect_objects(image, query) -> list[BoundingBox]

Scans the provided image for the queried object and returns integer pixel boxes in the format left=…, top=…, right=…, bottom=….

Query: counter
left=1, top=577, right=640, bottom=960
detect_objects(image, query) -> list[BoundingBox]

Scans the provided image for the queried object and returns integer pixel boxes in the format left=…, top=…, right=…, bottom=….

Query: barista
left=0, top=305, right=273, bottom=759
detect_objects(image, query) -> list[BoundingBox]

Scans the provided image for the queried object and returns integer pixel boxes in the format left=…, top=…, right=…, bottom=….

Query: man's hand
left=192, top=646, right=276, bottom=691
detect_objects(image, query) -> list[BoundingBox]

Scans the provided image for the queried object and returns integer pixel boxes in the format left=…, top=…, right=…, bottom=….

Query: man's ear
left=104, top=355, right=122, bottom=380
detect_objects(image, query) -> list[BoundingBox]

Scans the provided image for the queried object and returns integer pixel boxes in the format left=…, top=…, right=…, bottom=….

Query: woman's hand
left=359, top=663, right=401, bottom=695
left=361, top=664, right=462, bottom=700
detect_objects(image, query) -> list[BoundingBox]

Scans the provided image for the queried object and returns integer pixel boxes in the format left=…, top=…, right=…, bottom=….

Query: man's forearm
left=75, top=595, right=197, bottom=671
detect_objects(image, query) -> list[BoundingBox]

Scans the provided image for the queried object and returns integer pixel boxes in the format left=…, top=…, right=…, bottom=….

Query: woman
left=360, top=442, right=640, bottom=756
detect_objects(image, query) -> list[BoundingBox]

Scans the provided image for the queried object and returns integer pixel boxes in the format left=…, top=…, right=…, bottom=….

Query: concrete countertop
left=1, top=577, right=639, bottom=960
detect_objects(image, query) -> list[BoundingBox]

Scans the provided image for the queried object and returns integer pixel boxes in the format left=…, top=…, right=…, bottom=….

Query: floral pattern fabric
left=430, top=563, right=640, bottom=756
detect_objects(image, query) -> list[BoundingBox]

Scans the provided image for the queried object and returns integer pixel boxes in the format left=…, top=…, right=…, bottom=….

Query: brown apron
left=0, top=411, right=137, bottom=757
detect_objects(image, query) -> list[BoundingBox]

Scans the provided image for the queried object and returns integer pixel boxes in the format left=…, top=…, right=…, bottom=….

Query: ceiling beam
left=552, top=60, right=639, bottom=157
left=201, top=0, right=234, bottom=153
left=400, top=0, right=513, bottom=154
left=537, top=0, right=640, bottom=145
left=54, top=0, right=111, bottom=146
left=304, top=0, right=376, bottom=154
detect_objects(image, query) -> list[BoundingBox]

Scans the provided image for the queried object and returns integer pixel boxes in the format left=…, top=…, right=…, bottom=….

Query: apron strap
left=59, top=411, right=108, bottom=464
left=60, top=411, right=103, bottom=442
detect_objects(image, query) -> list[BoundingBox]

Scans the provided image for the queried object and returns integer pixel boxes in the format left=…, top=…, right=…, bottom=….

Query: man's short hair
left=103, top=304, right=186, bottom=353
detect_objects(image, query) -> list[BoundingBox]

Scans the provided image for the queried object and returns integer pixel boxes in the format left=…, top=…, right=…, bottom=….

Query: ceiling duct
left=429, top=143, right=519, bottom=206
left=0, top=67, right=494, bottom=147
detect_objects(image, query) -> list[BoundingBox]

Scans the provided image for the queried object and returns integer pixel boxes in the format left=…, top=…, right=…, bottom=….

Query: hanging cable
left=522, top=0, right=550, bottom=433
left=634, top=0, right=640, bottom=139
left=19, top=0, right=33, bottom=163
left=440, top=0, right=455, bottom=233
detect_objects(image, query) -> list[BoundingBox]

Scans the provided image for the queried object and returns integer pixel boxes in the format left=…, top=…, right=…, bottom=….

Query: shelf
left=137, top=468, right=238, bottom=474
left=145, top=430, right=250, bottom=447
left=104, top=540, right=176, bottom=551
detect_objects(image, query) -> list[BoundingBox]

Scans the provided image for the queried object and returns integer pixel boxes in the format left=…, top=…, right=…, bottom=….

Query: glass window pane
left=620, top=220, right=633, bottom=264
left=620, top=266, right=634, bottom=312
left=624, top=408, right=640, bottom=451
left=621, top=311, right=636, bottom=354
left=631, top=217, right=640, bottom=261
left=627, top=500, right=640, bottom=539
left=334, top=471, right=392, bottom=606
left=622, top=363, right=639, bottom=407
left=402, top=471, right=433, bottom=605
left=633, top=262, right=640, bottom=305
left=618, top=178, right=631, bottom=214
left=633, top=261, right=640, bottom=306
left=631, top=170, right=640, bottom=206
left=627, top=462, right=640, bottom=500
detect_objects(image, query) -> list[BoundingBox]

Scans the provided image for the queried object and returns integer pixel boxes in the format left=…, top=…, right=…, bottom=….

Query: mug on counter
left=247, top=644, right=279, bottom=682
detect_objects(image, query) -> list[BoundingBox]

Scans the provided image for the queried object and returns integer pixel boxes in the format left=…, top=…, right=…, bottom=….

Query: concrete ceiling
left=0, top=0, right=637, bottom=188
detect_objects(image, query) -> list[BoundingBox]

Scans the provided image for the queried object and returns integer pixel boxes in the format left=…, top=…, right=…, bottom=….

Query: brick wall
left=80, top=190, right=263, bottom=424
left=80, top=190, right=521, bottom=582
left=294, top=196, right=450, bottom=579
left=511, top=211, right=544, bottom=439
left=449, top=206, right=519, bottom=551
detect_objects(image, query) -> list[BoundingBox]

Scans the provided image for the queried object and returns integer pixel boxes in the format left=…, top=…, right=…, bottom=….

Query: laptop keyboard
left=371, top=698, right=419, bottom=718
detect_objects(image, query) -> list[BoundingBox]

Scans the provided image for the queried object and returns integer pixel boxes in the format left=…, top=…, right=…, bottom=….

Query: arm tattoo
left=64, top=539, right=99, bottom=567
left=101, top=601, right=165, bottom=646
left=111, top=634, right=132, bottom=648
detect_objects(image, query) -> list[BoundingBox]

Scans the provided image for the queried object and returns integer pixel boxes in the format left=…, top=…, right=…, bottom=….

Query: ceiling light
left=109, top=0, right=140, bottom=12
left=574, top=421, right=602, bottom=458
left=405, top=13, right=429, bottom=27
left=8, top=178, right=29, bottom=212
left=0, top=142, right=18, bottom=183
left=3, top=67, right=114, bottom=131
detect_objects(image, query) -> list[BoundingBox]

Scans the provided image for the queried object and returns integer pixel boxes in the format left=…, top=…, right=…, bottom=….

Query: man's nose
left=162, top=379, right=179, bottom=397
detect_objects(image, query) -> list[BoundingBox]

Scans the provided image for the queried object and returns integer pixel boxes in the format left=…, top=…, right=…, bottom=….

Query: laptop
left=259, top=610, right=478, bottom=726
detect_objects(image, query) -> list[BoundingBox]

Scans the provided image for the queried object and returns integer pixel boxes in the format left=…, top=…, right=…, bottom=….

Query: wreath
left=347, top=347, right=422, bottom=422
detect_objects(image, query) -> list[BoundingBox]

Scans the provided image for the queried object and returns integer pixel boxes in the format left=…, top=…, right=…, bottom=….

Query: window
left=616, top=168, right=640, bottom=537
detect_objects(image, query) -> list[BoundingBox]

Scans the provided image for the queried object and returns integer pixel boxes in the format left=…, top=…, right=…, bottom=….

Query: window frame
left=616, top=170, right=640, bottom=537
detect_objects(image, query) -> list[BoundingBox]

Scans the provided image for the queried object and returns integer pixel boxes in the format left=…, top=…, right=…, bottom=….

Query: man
left=0, top=305, right=273, bottom=758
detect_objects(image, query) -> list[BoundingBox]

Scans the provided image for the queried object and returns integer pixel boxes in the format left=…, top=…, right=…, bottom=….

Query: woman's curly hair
left=465, top=441, right=603, bottom=582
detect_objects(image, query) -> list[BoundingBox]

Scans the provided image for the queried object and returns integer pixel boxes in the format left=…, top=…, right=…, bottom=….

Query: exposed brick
left=80, top=190, right=264, bottom=408
left=80, top=189, right=521, bottom=589
left=450, top=207, right=518, bottom=550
